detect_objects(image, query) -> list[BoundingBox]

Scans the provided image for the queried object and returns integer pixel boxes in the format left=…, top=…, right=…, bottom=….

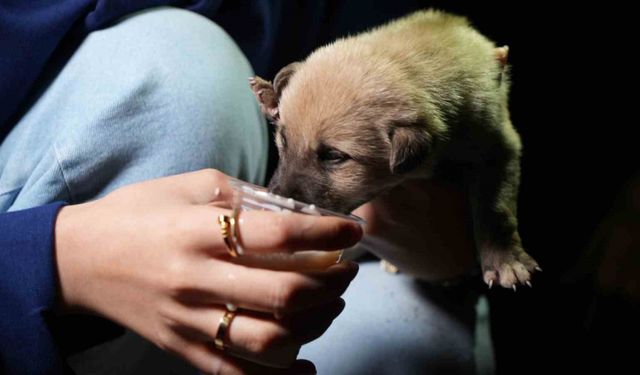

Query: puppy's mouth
left=305, top=194, right=373, bottom=216
left=268, top=186, right=363, bottom=215
left=268, top=172, right=380, bottom=215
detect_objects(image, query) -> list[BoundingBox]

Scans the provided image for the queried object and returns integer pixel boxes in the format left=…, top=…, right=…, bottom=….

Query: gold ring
left=214, top=307, right=237, bottom=351
left=218, top=214, right=239, bottom=257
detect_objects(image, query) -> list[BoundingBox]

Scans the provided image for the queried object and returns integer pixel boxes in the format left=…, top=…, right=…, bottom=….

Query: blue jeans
left=0, top=8, right=492, bottom=375
left=0, top=8, right=267, bottom=212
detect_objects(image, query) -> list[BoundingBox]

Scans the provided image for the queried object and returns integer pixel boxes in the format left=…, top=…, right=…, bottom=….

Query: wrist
left=54, top=202, right=94, bottom=313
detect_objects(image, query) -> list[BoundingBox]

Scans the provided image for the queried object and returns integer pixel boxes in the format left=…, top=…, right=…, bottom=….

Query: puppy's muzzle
left=268, top=169, right=325, bottom=207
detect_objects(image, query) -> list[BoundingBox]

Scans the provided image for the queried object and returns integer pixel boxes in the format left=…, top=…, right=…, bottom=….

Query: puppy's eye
left=318, top=148, right=349, bottom=165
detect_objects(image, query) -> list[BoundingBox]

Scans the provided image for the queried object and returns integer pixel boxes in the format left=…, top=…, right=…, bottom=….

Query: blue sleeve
left=0, top=202, right=71, bottom=374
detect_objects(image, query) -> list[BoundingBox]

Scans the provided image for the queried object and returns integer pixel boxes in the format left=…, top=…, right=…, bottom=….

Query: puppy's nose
left=272, top=185, right=306, bottom=203
left=268, top=179, right=311, bottom=204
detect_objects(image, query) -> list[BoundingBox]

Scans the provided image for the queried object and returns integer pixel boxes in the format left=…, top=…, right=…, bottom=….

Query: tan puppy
left=249, top=9, right=539, bottom=289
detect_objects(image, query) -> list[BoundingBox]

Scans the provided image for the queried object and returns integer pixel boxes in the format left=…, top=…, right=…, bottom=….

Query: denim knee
left=5, top=7, right=267, bottom=207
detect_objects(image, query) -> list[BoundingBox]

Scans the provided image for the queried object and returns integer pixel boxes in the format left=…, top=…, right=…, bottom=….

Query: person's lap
left=299, top=259, right=492, bottom=375
left=0, top=7, right=266, bottom=213
left=0, top=7, right=491, bottom=374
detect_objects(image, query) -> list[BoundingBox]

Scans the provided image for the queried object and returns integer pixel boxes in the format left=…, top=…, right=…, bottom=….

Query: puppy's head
left=250, top=54, right=445, bottom=213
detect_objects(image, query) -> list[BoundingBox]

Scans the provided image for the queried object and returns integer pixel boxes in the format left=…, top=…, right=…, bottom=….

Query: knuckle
left=170, top=216, right=197, bottom=246
left=155, top=328, right=179, bottom=353
left=164, top=259, right=194, bottom=296
left=157, top=301, right=181, bottom=329
left=269, top=218, right=295, bottom=249
left=202, top=168, right=225, bottom=185
left=206, top=360, right=223, bottom=375
left=270, top=276, right=305, bottom=313
left=247, top=324, right=287, bottom=357
left=213, top=360, right=240, bottom=375
left=154, top=209, right=197, bottom=248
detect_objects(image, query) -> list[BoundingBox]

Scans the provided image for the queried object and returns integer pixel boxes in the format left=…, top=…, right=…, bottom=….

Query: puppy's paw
left=480, top=245, right=539, bottom=290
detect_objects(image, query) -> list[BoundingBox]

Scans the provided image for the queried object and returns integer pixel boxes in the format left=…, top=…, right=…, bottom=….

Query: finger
left=277, top=298, right=346, bottom=344
left=167, top=300, right=345, bottom=368
left=191, top=205, right=363, bottom=253
left=218, top=301, right=345, bottom=368
left=163, top=332, right=316, bottom=375
left=179, top=259, right=358, bottom=315
left=238, top=210, right=363, bottom=253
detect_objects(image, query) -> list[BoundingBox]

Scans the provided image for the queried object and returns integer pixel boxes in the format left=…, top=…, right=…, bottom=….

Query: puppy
left=249, top=10, right=539, bottom=288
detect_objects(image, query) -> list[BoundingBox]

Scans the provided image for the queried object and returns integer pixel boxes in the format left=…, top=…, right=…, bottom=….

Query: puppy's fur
left=250, top=10, right=539, bottom=288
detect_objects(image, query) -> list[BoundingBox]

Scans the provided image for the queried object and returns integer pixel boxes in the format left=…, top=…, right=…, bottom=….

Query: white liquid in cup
left=228, top=179, right=365, bottom=271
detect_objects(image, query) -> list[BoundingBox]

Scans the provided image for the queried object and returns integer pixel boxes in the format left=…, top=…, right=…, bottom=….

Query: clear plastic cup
left=228, top=178, right=365, bottom=271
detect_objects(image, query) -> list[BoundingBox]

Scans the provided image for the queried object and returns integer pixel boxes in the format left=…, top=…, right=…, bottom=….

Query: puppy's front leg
left=469, top=128, right=540, bottom=289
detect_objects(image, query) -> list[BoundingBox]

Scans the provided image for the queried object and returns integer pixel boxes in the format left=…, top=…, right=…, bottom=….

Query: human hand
left=352, top=178, right=477, bottom=281
left=54, top=169, right=362, bottom=374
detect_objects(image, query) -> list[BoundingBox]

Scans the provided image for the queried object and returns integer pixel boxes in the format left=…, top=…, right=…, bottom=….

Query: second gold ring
left=214, top=307, right=237, bottom=351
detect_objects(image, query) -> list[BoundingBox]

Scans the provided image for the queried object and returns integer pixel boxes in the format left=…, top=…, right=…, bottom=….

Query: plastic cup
left=228, top=178, right=365, bottom=271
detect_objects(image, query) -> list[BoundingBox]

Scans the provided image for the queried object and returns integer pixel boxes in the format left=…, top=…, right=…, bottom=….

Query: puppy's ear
left=389, top=127, right=431, bottom=174
left=495, top=45, right=509, bottom=84
left=249, top=62, right=300, bottom=121
left=249, top=76, right=279, bottom=120
left=495, top=45, right=509, bottom=67
left=273, top=62, right=301, bottom=97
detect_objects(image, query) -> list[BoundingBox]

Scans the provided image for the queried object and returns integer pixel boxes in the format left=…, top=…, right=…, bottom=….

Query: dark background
left=260, top=2, right=636, bottom=373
